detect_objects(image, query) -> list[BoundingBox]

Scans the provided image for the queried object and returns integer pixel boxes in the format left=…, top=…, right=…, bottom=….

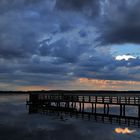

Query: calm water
left=0, top=94, right=139, bottom=140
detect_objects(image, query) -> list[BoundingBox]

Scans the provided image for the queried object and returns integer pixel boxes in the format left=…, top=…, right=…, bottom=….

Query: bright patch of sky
left=115, top=55, right=136, bottom=61
left=110, top=44, right=140, bottom=58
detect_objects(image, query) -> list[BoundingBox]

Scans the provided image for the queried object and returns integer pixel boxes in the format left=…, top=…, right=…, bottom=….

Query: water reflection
left=0, top=94, right=140, bottom=140
left=115, top=127, right=136, bottom=134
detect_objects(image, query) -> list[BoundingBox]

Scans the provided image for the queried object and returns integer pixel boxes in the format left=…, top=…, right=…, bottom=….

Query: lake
left=0, top=94, right=139, bottom=140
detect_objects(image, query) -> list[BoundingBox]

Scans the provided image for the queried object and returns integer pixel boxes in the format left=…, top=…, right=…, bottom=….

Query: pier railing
left=26, top=90, right=140, bottom=127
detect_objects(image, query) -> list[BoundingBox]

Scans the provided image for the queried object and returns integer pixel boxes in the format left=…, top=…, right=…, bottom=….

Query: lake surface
left=0, top=94, right=140, bottom=140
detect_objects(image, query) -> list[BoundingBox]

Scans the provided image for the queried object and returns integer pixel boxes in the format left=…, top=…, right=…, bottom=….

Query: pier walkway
left=26, top=90, right=140, bottom=127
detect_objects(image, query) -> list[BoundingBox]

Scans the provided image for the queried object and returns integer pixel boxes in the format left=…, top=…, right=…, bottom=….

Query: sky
left=0, top=0, right=140, bottom=91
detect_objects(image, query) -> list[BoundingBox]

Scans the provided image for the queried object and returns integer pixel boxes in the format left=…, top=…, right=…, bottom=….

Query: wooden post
left=79, top=102, right=81, bottom=112
left=102, top=97, right=104, bottom=103
left=110, top=96, right=112, bottom=103
left=83, top=96, right=85, bottom=102
left=95, top=96, right=97, bottom=102
left=128, top=97, right=130, bottom=104
left=117, top=96, right=119, bottom=103
left=95, top=103, right=97, bottom=114
left=125, top=97, right=127, bottom=104
left=107, top=104, right=109, bottom=115
left=71, top=102, right=73, bottom=108
left=92, top=103, right=94, bottom=114
left=82, top=102, right=84, bottom=112
left=123, top=105, right=125, bottom=117
left=82, top=100, right=84, bottom=119
left=119, top=97, right=121, bottom=104
left=89, top=96, right=91, bottom=102
left=138, top=97, right=140, bottom=104
left=138, top=105, right=140, bottom=119
left=134, top=97, right=136, bottom=104
left=138, top=120, right=140, bottom=128
left=120, top=105, right=122, bottom=117
left=104, top=104, right=106, bottom=114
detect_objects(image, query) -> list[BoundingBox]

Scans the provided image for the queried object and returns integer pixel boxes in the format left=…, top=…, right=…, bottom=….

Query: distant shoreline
left=0, top=90, right=140, bottom=95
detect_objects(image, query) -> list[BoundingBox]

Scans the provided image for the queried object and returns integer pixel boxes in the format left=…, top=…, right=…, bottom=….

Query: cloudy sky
left=0, top=0, right=140, bottom=91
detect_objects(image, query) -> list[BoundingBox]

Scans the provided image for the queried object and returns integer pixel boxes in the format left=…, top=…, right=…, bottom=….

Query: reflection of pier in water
left=26, top=90, right=140, bottom=127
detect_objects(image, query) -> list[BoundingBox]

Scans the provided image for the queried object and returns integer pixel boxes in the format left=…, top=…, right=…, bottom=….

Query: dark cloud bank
left=0, top=0, right=140, bottom=89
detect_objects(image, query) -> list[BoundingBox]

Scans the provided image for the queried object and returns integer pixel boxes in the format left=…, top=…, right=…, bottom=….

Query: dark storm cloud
left=55, top=0, right=100, bottom=17
left=0, top=0, right=40, bottom=14
left=0, top=0, right=140, bottom=89
left=56, top=0, right=97, bottom=10
left=0, top=32, right=38, bottom=59
left=0, top=0, right=56, bottom=60
left=39, top=38, right=88, bottom=63
left=98, top=0, right=140, bottom=45
left=22, top=63, right=69, bottom=74
left=0, top=64, right=17, bottom=73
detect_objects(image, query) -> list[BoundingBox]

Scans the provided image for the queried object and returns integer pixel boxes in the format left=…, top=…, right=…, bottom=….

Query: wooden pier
left=26, top=90, right=140, bottom=127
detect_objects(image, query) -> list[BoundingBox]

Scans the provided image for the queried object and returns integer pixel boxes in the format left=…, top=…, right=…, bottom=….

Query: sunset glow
left=77, top=78, right=140, bottom=90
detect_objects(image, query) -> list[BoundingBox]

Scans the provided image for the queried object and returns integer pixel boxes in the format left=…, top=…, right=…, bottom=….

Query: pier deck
left=26, top=90, right=140, bottom=127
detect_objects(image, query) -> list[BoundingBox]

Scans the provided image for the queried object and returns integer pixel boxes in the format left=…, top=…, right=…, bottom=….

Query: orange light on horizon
left=77, top=78, right=140, bottom=90
left=17, top=86, right=49, bottom=91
